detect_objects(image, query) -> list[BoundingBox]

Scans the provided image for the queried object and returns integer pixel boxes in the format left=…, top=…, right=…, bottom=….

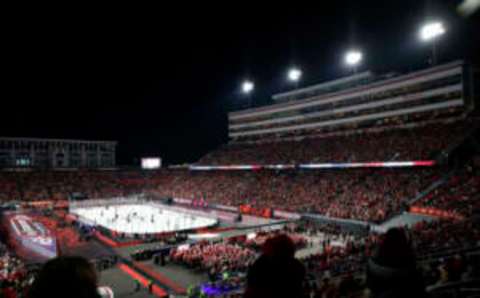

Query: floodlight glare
left=345, top=50, right=363, bottom=66
left=420, top=22, right=446, bottom=41
left=288, top=68, right=302, bottom=82
left=242, top=80, right=254, bottom=94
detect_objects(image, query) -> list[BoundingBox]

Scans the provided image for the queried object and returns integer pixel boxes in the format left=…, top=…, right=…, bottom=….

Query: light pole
left=241, top=80, right=254, bottom=108
left=345, top=50, right=363, bottom=74
left=419, top=21, right=446, bottom=65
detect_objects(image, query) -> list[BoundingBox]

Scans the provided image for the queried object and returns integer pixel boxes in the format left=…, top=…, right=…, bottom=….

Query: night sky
left=2, top=1, right=479, bottom=165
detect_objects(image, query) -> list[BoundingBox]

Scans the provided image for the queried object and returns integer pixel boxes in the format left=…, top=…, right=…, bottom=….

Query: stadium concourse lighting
left=287, top=68, right=302, bottom=82
left=419, top=21, right=446, bottom=65
left=241, top=80, right=254, bottom=94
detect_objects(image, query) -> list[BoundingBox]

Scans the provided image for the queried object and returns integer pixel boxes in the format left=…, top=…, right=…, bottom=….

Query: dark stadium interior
left=1, top=1, right=480, bottom=298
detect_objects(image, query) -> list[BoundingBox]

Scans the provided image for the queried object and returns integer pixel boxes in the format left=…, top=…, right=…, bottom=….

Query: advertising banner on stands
left=5, top=213, right=57, bottom=262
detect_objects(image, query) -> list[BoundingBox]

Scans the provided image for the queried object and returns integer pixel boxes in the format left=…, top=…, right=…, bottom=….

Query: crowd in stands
left=0, top=121, right=476, bottom=226
left=202, top=119, right=473, bottom=165
left=0, top=165, right=462, bottom=224
left=0, top=176, right=20, bottom=203
left=13, top=171, right=138, bottom=202
left=1, top=158, right=478, bottom=225
left=412, top=219, right=480, bottom=257
left=0, top=170, right=157, bottom=203
left=0, top=243, right=36, bottom=298
left=154, top=168, right=440, bottom=222
left=0, top=166, right=442, bottom=223
left=414, top=163, right=480, bottom=217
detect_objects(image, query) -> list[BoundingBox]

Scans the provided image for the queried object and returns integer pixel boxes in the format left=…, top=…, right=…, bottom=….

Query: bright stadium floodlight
left=287, top=68, right=302, bottom=82
left=241, top=80, right=254, bottom=94
left=420, top=21, right=446, bottom=41
left=419, top=21, right=446, bottom=65
left=458, top=0, right=480, bottom=17
left=345, top=50, right=363, bottom=66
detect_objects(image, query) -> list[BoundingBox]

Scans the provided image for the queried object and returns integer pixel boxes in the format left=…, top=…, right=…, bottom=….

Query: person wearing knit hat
left=261, top=233, right=296, bottom=259
left=367, top=228, right=427, bottom=298
left=244, top=234, right=306, bottom=298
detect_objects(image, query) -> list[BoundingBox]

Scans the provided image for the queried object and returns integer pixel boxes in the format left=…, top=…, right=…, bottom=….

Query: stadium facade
left=228, top=60, right=474, bottom=140
left=0, top=137, right=117, bottom=169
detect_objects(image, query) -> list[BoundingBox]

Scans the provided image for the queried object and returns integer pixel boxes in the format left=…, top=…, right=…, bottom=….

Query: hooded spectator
left=367, top=228, right=426, bottom=298
left=245, top=234, right=306, bottom=298
left=29, top=256, right=101, bottom=298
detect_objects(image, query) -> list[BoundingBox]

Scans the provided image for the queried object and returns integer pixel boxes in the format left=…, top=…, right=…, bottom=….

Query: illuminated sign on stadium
left=141, top=158, right=162, bottom=170
left=189, top=160, right=436, bottom=171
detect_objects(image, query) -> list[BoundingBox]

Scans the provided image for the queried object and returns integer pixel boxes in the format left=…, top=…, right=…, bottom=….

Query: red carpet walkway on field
left=133, top=262, right=187, bottom=295
left=118, top=263, right=168, bottom=297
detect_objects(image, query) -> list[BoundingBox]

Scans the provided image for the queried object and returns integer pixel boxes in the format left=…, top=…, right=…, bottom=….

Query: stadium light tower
left=241, top=80, right=254, bottom=108
left=287, top=67, right=302, bottom=90
left=344, top=50, right=363, bottom=73
left=287, top=68, right=302, bottom=82
left=241, top=80, right=254, bottom=94
left=419, top=21, right=446, bottom=65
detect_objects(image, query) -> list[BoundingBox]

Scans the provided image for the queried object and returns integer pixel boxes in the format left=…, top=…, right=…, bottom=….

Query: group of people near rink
left=170, top=242, right=257, bottom=278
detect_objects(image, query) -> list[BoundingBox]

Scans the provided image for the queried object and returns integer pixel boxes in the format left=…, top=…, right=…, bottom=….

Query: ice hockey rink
left=71, top=204, right=218, bottom=234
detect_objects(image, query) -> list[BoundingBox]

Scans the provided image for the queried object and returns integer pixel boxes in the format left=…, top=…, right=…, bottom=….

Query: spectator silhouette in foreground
left=367, top=228, right=427, bottom=298
left=29, top=256, right=101, bottom=298
left=244, top=234, right=306, bottom=298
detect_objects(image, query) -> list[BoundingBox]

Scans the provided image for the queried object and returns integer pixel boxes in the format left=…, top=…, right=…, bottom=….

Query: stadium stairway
left=374, top=169, right=458, bottom=231
left=375, top=211, right=437, bottom=232
left=131, top=261, right=187, bottom=295
left=436, top=120, right=480, bottom=162
left=117, top=262, right=169, bottom=297
left=408, top=170, right=452, bottom=206
left=99, top=266, right=163, bottom=298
